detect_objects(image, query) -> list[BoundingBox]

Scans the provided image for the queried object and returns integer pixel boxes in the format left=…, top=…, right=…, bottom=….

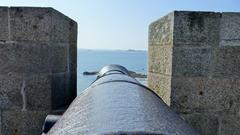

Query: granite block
left=172, top=47, right=211, bottom=77
left=174, top=11, right=220, bottom=47
left=1, top=110, right=48, bottom=135
left=50, top=43, right=68, bottom=73
left=51, top=72, right=75, bottom=110
left=0, top=7, right=9, bottom=41
left=171, top=77, right=235, bottom=113
left=10, top=7, right=52, bottom=41
left=148, top=72, right=171, bottom=105
left=69, top=42, right=77, bottom=73
left=0, top=42, right=52, bottom=74
left=148, top=46, right=173, bottom=75
left=181, top=113, right=219, bottom=135
left=51, top=9, right=77, bottom=43
left=149, top=12, right=174, bottom=46
left=25, top=74, right=52, bottom=110
left=213, top=47, right=240, bottom=78
left=220, top=114, right=240, bottom=135
left=0, top=74, right=22, bottom=110
left=220, top=13, right=240, bottom=46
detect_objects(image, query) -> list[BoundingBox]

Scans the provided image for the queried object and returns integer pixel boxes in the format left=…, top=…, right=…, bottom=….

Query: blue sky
left=1, top=0, right=240, bottom=50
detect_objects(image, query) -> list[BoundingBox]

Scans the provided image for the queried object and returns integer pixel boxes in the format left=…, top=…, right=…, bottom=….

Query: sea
left=77, top=49, right=148, bottom=94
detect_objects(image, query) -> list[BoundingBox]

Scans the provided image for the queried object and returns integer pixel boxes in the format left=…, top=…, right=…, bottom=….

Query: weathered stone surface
left=174, top=11, right=220, bottom=47
left=0, top=42, right=52, bottom=74
left=181, top=113, right=219, bottom=135
left=0, top=7, right=9, bottom=41
left=228, top=79, right=240, bottom=116
left=10, top=7, right=52, bottom=41
left=0, top=6, right=77, bottom=135
left=0, top=42, right=71, bottom=74
left=51, top=72, right=75, bottom=110
left=148, top=72, right=171, bottom=105
left=0, top=74, right=22, bottom=110
left=149, top=12, right=174, bottom=46
left=66, top=72, right=77, bottom=105
left=0, top=72, right=76, bottom=111
left=148, top=46, right=172, bottom=75
left=220, top=13, right=240, bottom=46
left=69, top=72, right=77, bottom=101
left=69, top=42, right=77, bottom=73
left=51, top=9, right=78, bottom=43
left=213, top=47, right=240, bottom=78
left=0, top=73, right=54, bottom=111
left=50, top=43, right=68, bottom=73
left=0, top=111, right=2, bottom=134
left=25, top=74, right=52, bottom=110
left=1, top=110, right=48, bottom=135
left=172, top=47, right=211, bottom=77
left=148, top=11, right=240, bottom=135
left=171, top=77, right=236, bottom=113
left=220, top=114, right=240, bottom=135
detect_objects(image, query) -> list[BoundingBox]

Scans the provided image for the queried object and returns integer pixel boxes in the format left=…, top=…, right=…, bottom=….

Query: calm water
left=77, top=49, right=148, bottom=94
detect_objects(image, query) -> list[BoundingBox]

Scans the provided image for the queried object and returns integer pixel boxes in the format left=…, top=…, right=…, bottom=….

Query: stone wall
left=148, top=11, right=240, bottom=135
left=0, top=7, right=77, bottom=135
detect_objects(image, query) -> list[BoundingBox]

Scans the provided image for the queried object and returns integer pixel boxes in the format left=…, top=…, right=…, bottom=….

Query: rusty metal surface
left=47, top=65, right=198, bottom=135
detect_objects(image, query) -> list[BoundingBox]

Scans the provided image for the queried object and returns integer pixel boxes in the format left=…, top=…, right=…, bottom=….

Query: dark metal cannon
left=43, top=65, right=199, bottom=135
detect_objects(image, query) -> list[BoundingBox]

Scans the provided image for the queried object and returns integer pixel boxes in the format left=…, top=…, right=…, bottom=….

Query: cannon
left=43, top=65, right=199, bottom=135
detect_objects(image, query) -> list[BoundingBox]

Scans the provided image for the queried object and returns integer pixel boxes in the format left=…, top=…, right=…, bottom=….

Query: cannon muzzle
left=43, top=65, right=199, bottom=135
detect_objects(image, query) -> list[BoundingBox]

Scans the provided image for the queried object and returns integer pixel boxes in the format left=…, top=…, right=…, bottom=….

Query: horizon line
left=78, top=48, right=147, bottom=51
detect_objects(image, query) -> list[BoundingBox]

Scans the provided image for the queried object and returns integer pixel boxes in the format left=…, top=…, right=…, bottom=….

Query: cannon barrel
left=44, top=65, right=199, bottom=135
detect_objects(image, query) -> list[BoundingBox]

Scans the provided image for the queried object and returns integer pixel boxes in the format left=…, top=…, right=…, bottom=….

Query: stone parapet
left=148, top=11, right=240, bottom=135
left=0, top=7, right=77, bottom=135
